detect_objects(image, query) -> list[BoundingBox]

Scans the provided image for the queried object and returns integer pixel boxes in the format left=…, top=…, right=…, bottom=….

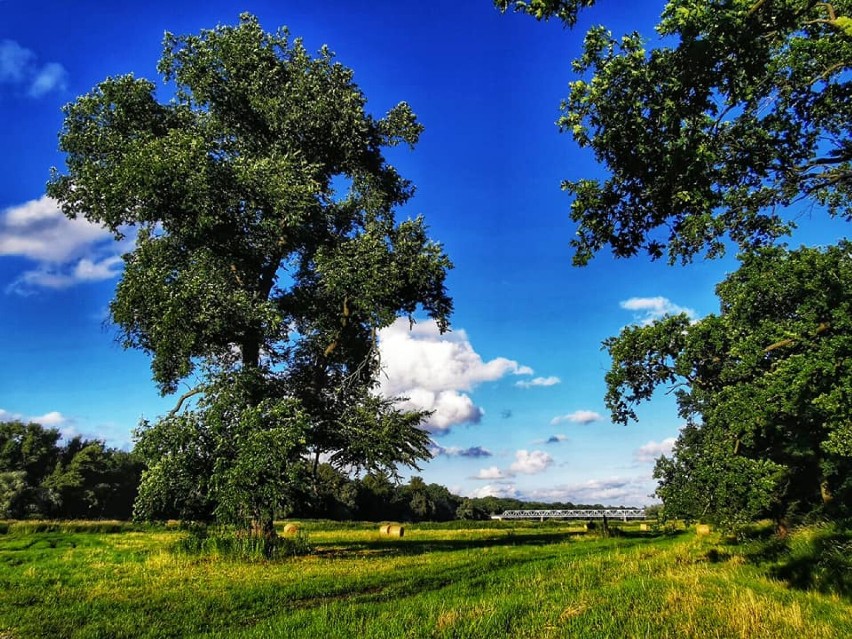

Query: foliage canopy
left=47, top=15, right=452, bottom=533
left=604, top=244, right=852, bottom=525
left=498, top=0, right=852, bottom=264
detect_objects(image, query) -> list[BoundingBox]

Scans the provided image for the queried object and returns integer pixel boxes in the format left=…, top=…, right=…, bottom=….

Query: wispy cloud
left=378, top=319, right=532, bottom=434
left=431, top=444, right=492, bottom=459
left=1, top=196, right=125, bottom=294
left=0, top=40, right=67, bottom=98
left=515, top=376, right=560, bottom=389
left=0, top=407, right=69, bottom=427
left=527, top=476, right=655, bottom=506
left=619, top=296, right=696, bottom=326
left=550, top=410, right=603, bottom=426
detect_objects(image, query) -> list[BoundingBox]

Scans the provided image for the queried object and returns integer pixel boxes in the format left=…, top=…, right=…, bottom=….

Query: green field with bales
left=1, top=520, right=851, bottom=638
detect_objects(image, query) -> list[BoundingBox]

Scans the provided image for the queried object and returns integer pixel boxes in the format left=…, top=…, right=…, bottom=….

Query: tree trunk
left=251, top=514, right=277, bottom=558
left=820, top=478, right=833, bottom=505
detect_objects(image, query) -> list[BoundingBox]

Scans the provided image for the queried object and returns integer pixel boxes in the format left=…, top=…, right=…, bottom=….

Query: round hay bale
left=282, top=523, right=300, bottom=535
left=640, top=523, right=650, bottom=531
left=696, top=524, right=711, bottom=536
left=387, top=524, right=404, bottom=537
left=379, top=524, right=391, bottom=535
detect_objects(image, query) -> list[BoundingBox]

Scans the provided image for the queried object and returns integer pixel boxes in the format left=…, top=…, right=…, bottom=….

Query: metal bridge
left=491, top=508, right=646, bottom=521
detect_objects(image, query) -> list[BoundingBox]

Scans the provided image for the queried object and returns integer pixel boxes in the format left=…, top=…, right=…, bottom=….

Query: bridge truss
left=492, top=508, right=646, bottom=521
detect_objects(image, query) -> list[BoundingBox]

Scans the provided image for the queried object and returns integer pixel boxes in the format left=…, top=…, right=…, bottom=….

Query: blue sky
left=1, top=0, right=847, bottom=506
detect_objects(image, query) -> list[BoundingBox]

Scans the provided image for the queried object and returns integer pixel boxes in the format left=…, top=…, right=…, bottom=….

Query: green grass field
left=1, top=520, right=850, bottom=638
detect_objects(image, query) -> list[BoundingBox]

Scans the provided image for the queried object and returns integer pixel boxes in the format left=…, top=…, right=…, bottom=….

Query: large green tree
left=604, top=244, right=852, bottom=527
left=47, top=15, right=452, bottom=540
left=498, top=0, right=852, bottom=264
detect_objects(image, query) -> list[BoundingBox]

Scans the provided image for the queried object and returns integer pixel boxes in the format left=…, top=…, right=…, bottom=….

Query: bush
left=174, top=524, right=312, bottom=561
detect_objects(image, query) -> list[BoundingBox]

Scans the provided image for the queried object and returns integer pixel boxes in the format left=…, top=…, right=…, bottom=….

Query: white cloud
left=378, top=319, right=532, bottom=433
left=620, top=296, right=696, bottom=326
left=1, top=196, right=125, bottom=293
left=509, top=449, right=553, bottom=475
left=0, top=196, right=110, bottom=262
left=473, top=466, right=508, bottom=480
left=550, top=410, right=603, bottom=426
left=527, top=477, right=653, bottom=506
left=0, top=408, right=69, bottom=427
left=28, top=62, right=67, bottom=97
left=634, top=437, right=677, bottom=464
left=515, top=376, right=561, bottom=389
left=0, top=408, right=21, bottom=422
left=0, top=40, right=67, bottom=97
left=468, top=483, right=519, bottom=499
left=0, top=40, right=33, bottom=82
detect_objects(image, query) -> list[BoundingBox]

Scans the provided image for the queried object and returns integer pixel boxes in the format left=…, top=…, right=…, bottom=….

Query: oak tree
left=48, top=15, right=452, bottom=541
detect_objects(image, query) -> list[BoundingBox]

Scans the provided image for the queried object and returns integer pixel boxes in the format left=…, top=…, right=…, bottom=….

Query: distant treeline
left=0, top=421, right=142, bottom=519
left=1, top=421, right=626, bottom=522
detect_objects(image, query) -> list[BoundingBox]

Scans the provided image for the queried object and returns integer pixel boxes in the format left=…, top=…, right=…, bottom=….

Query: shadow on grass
left=768, top=531, right=852, bottom=600
left=311, top=528, right=678, bottom=559
left=734, top=525, right=852, bottom=600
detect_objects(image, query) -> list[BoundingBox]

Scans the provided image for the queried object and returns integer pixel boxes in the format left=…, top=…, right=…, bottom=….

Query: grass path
left=1, top=522, right=850, bottom=638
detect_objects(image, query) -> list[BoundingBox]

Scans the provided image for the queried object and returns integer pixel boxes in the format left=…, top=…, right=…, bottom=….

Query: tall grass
left=0, top=521, right=849, bottom=638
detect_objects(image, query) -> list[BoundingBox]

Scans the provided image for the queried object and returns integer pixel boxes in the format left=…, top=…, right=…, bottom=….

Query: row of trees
left=1, top=420, right=621, bottom=522
left=43, top=2, right=851, bottom=537
left=0, top=421, right=141, bottom=519
left=498, top=1, right=852, bottom=529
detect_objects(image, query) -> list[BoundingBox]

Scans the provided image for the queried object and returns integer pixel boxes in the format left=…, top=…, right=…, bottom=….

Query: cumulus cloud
left=431, top=444, right=492, bottom=459
left=620, top=296, right=696, bottom=326
left=468, top=483, right=519, bottom=499
left=550, top=410, right=603, bottom=426
left=515, top=376, right=560, bottom=389
left=509, top=449, right=553, bottom=475
left=634, top=437, right=677, bottom=464
left=378, top=319, right=532, bottom=433
left=473, top=466, right=509, bottom=480
left=1, top=196, right=125, bottom=293
left=0, top=40, right=67, bottom=97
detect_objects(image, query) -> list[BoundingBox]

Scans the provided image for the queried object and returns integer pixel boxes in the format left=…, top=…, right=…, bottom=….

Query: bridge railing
left=491, top=508, right=646, bottom=520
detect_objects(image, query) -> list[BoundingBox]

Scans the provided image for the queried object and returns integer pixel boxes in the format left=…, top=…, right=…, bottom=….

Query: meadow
left=1, top=519, right=850, bottom=638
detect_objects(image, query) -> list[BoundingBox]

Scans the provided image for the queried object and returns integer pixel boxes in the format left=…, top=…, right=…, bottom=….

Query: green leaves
left=605, top=243, right=852, bottom=524
left=49, top=15, right=453, bottom=531
left=501, top=0, right=852, bottom=264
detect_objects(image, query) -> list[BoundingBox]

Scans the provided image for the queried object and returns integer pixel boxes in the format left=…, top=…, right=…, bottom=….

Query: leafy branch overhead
left=497, top=0, right=852, bottom=264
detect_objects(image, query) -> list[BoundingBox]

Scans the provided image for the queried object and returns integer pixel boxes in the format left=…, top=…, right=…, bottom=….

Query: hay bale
left=640, top=523, right=650, bottom=531
left=379, top=523, right=404, bottom=537
left=282, top=523, right=300, bottom=535
left=696, top=524, right=711, bottom=535
left=379, top=524, right=391, bottom=535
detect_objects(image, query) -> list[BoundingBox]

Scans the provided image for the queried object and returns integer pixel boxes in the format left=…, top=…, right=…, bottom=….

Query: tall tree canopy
left=47, top=15, right=452, bottom=536
left=497, top=0, right=852, bottom=264
left=604, top=244, right=852, bottom=526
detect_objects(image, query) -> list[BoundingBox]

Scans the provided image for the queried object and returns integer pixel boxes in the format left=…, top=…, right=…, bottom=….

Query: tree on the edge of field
left=604, top=244, right=852, bottom=529
left=47, top=14, right=452, bottom=545
left=497, top=1, right=852, bottom=531
left=496, top=0, right=852, bottom=264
